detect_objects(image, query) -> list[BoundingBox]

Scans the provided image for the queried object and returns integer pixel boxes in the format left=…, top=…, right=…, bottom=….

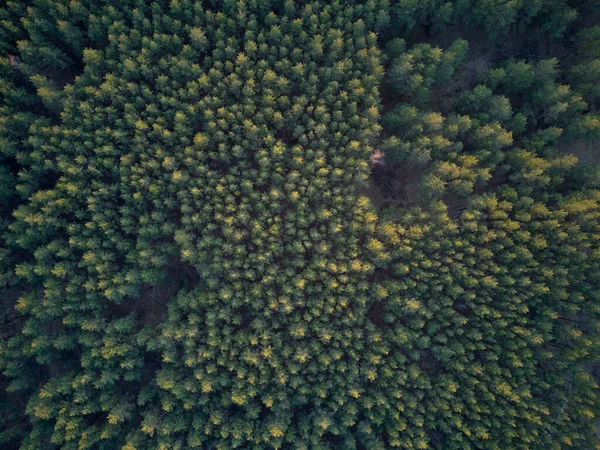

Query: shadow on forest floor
left=109, top=256, right=200, bottom=327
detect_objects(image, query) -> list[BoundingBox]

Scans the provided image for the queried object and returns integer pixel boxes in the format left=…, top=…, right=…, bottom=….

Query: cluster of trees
left=1, top=1, right=389, bottom=449
left=375, top=1, right=600, bottom=448
left=0, top=0, right=598, bottom=449
left=372, top=188, right=600, bottom=449
left=381, top=31, right=600, bottom=202
left=389, top=0, right=595, bottom=38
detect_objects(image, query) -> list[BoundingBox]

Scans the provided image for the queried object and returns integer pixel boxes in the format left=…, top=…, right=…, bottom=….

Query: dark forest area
left=1, top=1, right=600, bottom=449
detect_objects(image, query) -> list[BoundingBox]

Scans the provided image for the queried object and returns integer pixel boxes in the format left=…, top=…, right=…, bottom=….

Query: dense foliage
left=0, top=1, right=599, bottom=449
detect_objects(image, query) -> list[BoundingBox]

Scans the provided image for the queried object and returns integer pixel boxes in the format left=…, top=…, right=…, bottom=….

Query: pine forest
left=1, top=1, right=600, bottom=449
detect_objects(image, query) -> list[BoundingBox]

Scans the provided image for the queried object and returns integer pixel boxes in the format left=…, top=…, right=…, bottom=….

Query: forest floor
left=559, top=138, right=600, bottom=165
left=0, top=287, right=22, bottom=341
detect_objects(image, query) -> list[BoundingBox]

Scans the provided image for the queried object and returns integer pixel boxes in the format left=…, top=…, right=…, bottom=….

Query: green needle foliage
left=0, top=1, right=599, bottom=449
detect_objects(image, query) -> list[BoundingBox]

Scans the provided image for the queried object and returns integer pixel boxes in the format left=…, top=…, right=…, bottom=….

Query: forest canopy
left=0, top=1, right=600, bottom=449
